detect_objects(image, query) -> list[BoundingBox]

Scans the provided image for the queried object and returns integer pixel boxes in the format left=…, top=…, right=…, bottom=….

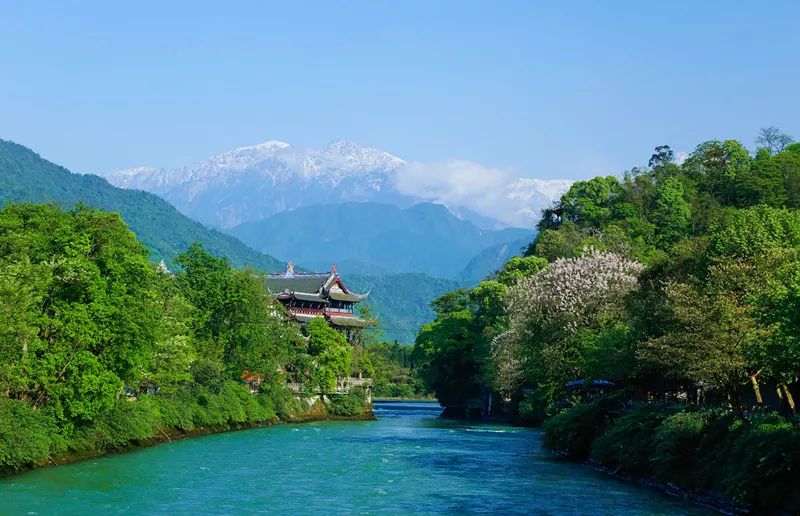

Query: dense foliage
left=0, top=204, right=364, bottom=472
left=416, top=128, right=800, bottom=509
left=420, top=129, right=800, bottom=415
left=364, top=342, right=429, bottom=399
left=412, top=256, right=547, bottom=408
left=543, top=396, right=800, bottom=512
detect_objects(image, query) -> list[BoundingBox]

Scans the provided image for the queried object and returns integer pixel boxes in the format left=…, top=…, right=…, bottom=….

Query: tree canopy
left=416, top=128, right=800, bottom=418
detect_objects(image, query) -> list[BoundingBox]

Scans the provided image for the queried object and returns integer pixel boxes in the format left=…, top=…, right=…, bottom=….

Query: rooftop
left=265, top=262, right=367, bottom=302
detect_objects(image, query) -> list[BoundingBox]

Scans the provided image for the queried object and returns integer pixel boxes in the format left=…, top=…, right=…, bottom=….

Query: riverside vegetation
left=364, top=341, right=430, bottom=399
left=414, top=128, right=800, bottom=512
left=0, top=203, right=371, bottom=474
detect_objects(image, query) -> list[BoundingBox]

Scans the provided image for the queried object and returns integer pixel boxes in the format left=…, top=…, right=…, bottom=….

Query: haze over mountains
left=230, top=202, right=531, bottom=280
left=99, top=139, right=571, bottom=230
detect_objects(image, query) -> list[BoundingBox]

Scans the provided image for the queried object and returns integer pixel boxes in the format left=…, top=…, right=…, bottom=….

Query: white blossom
left=506, top=247, right=643, bottom=333
left=491, top=248, right=643, bottom=392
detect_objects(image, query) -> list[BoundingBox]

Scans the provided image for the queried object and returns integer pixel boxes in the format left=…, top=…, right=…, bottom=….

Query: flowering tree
left=492, top=248, right=643, bottom=401
left=489, top=330, right=524, bottom=397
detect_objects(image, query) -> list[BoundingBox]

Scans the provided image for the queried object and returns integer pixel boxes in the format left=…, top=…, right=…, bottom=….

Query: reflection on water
left=0, top=401, right=710, bottom=515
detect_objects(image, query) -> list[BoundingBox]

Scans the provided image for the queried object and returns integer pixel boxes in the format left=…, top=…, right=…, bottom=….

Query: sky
left=1, top=1, right=799, bottom=181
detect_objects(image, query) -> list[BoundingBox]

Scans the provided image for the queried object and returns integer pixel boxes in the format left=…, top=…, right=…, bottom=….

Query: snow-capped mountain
left=98, top=139, right=571, bottom=229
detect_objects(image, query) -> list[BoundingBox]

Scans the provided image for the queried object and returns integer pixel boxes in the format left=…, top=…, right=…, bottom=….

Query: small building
left=265, top=262, right=370, bottom=341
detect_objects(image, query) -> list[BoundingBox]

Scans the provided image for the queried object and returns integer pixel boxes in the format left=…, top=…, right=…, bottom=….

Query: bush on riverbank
left=543, top=397, right=800, bottom=512
left=0, top=398, right=60, bottom=470
left=327, top=388, right=369, bottom=417
left=0, top=382, right=286, bottom=472
left=541, top=394, right=627, bottom=458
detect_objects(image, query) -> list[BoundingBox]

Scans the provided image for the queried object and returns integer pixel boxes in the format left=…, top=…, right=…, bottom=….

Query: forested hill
left=0, top=139, right=284, bottom=271
left=413, top=132, right=800, bottom=512
left=347, top=273, right=466, bottom=343
left=229, top=202, right=531, bottom=279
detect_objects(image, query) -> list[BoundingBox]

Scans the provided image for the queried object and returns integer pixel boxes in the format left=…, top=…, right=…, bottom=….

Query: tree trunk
left=750, top=374, right=763, bottom=405
left=782, top=384, right=796, bottom=413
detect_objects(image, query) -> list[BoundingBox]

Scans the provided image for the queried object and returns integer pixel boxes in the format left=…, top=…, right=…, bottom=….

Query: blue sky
left=1, top=1, right=798, bottom=179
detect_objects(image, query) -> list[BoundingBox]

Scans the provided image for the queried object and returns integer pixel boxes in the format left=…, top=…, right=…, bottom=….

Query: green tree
left=0, top=204, right=160, bottom=422
left=176, top=244, right=301, bottom=385
left=549, top=176, right=625, bottom=229
left=494, top=256, right=548, bottom=286
left=414, top=310, right=481, bottom=406
left=683, top=140, right=751, bottom=205
left=650, top=177, right=691, bottom=248
left=305, top=318, right=352, bottom=392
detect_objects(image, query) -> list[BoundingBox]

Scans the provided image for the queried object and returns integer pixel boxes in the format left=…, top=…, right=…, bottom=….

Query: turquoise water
left=0, top=401, right=709, bottom=514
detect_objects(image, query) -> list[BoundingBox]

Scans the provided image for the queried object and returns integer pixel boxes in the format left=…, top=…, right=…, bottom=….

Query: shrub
left=722, top=412, right=800, bottom=512
left=328, top=389, right=368, bottom=417
left=259, top=382, right=298, bottom=420
left=237, top=387, right=275, bottom=423
left=691, top=412, right=743, bottom=490
left=542, top=395, right=623, bottom=458
left=652, top=410, right=708, bottom=482
left=0, top=398, right=58, bottom=471
left=553, top=400, right=800, bottom=513
left=153, top=391, right=198, bottom=431
left=86, top=397, right=162, bottom=450
left=591, top=404, right=677, bottom=476
left=517, top=391, right=550, bottom=426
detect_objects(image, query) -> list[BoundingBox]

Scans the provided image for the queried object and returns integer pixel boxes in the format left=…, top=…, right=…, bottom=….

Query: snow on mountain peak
left=112, top=165, right=160, bottom=177
left=246, top=139, right=292, bottom=151
left=319, top=138, right=405, bottom=171
left=97, top=138, right=569, bottom=229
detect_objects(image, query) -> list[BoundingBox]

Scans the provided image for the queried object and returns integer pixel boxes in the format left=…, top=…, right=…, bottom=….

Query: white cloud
left=392, top=160, right=572, bottom=228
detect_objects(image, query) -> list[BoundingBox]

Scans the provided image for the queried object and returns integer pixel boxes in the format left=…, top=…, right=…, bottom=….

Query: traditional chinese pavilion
left=265, top=263, right=370, bottom=341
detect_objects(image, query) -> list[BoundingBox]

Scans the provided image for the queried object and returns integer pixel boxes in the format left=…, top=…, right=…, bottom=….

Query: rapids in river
left=0, top=401, right=710, bottom=514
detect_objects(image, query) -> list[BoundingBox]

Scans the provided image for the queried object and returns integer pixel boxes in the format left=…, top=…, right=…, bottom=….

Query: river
left=0, top=401, right=710, bottom=514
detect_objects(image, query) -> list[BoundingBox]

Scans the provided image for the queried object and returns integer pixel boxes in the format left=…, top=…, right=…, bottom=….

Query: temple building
left=265, top=263, right=370, bottom=341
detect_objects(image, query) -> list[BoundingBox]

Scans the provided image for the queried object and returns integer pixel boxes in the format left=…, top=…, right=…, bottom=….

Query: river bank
left=0, top=396, right=374, bottom=480
left=545, top=450, right=749, bottom=515
left=542, top=397, right=800, bottom=514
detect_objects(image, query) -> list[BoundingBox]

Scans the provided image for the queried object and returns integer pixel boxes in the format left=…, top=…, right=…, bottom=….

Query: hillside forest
left=413, top=129, right=800, bottom=512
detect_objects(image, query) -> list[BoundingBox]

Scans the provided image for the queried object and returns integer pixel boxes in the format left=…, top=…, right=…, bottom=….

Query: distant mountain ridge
left=347, top=273, right=466, bottom=344
left=459, top=238, right=530, bottom=282
left=228, top=202, right=533, bottom=280
left=0, top=138, right=285, bottom=271
left=98, top=138, right=571, bottom=230
left=100, top=139, right=415, bottom=229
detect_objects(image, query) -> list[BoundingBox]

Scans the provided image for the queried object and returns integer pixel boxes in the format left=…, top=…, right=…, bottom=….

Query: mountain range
left=0, top=139, right=284, bottom=271
left=229, top=202, right=531, bottom=281
left=98, top=139, right=571, bottom=230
